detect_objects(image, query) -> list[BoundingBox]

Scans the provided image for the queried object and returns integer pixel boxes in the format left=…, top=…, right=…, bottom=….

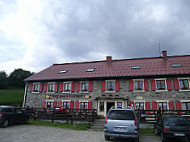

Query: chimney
left=162, top=50, right=167, bottom=60
left=106, top=56, right=112, bottom=64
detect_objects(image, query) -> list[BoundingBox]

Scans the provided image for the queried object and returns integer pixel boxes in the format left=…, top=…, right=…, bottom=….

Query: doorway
left=107, top=102, right=115, bottom=113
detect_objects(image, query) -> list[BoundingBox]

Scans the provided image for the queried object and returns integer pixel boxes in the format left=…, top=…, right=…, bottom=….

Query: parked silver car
left=104, top=107, right=139, bottom=142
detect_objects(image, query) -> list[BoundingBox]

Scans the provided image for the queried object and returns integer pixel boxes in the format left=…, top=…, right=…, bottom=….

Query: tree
left=0, top=71, right=8, bottom=89
left=8, top=69, right=35, bottom=87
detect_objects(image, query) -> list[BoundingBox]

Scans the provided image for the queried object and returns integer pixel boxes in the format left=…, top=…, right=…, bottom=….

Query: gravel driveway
left=0, top=124, right=161, bottom=142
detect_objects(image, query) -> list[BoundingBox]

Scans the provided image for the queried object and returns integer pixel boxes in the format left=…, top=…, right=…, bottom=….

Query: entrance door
left=107, top=102, right=115, bottom=113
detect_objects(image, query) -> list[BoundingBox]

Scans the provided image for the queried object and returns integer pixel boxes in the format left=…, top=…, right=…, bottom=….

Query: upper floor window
left=81, top=82, right=89, bottom=91
left=106, top=81, right=115, bottom=91
left=33, top=83, right=40, bottom=92
left=134, top=80, right=143, bottom=91
left=156, top=79, right=166, bottom=90
left=64, top=83, right=71, bottom=92
left=48, top=83, right=55, bottom=92
left=179, top=79, right=190, bottom=90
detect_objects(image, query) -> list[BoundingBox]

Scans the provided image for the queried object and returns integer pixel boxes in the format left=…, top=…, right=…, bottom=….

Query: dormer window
left=58, top=70, right=68, bottom=74
left=86, top=68, right=95, bottom=72
left=131, top=66, right=141, bottom=69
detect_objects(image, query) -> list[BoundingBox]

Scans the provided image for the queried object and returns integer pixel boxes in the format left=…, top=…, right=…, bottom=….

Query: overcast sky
left=0, top=0, right=190, bottom=74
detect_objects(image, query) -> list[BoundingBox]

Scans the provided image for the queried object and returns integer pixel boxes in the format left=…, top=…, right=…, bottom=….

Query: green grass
left=29, top=120, right=90, bottom=131
left=140, top=129, right=155, bottom=134
left=0, top=87, right=24, bottom=103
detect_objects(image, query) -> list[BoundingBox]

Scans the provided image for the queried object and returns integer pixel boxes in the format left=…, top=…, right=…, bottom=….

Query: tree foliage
left=0, top=71, right=8, bottom=89
left=8, top=69, right=34, bottom=87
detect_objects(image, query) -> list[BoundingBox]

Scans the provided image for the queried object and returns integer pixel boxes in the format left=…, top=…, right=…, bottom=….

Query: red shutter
left=70, top=101, right=74, bottom=109
left=71, top=82, right=75, bottom=92
left=53, top=101, right=57, bottom=108
left=89, top=82, right=93, bottom=92
left=55, top=83, right=58, bottom=92
left=58, top=101, right=62, bottom=107
left=152, top=102, right=158, bottom=110
left=150, top=80, right=156, bottom=91
left=173, top=79, right=180, bottom=90
left=129, top=80, right=134, bottom=91
left=176, top=102, right=182, bottom=110
left=101, top=81, right=106, bottom=92
left=115, top=81, right=120, bottom=91
left=144, top=80, right=149, bottom=91
left=29, top=83, right=33, bottom=92
left=59, top=83, right=63, bottom=92
left=130, top=102, right=135, bottom=108
left=76, top=82, right=80, bottom=92
left=42, top=101, right=46, bottom=108
left=88, top=102, right=92, bottom=112
left=145, top=102, right=150, bottom=110
left=39, top=83, right=43, bottom=92
left=75, top=101, right=79, bottom=112
left=166, top=79, right=172, bottom=91
left=44, top=83, right=48, bottom=92
left=169, top=101, right=174, bottom=110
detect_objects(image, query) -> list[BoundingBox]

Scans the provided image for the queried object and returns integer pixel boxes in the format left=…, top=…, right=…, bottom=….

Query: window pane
left=100, top=102, right=104, bottom=112
left=184, top=80, right=189, bottom=89
left=135, top=103, right=139, bottom=109
left=163, top=103, right=167, bottom=110
left=161, top=80, right=165, bottom=89
left=158, top=102, right=162, bottom=109
left=139, top=81, right=143, bottom=90
left=187, top=103, right=190, bottom=110
left=179, top=80, right=184, bottom=89
left=182, top=103, right=187, bottom=110
left=157, top=81, right=161, bottom=89
left=134, top=81, right=138, bottom=90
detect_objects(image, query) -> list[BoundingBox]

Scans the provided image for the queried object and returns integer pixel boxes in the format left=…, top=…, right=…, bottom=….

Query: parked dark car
left=155, top=115, right=190, bottom=142
left=104, top=106, right=139, bottom=142
left=0, top=105, right=29, bottom=128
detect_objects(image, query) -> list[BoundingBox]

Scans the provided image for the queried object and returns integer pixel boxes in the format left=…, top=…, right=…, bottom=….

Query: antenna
left=158, top=42, right=161, bottom=57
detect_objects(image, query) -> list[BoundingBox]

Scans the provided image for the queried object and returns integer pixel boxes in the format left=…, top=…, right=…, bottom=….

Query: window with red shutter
left=55, top=83, right=58, bottom=92
left=169, top=101, right=174, bottom=110
left=166, top=79, right=172, bottom=91
left=144, top=80, right=149, bottom=91
left=173, top=79, right=180, bottom=90
left=76, top=82, right=80, bottom=92
left=152, top=102, right=158, bottom=110
left=101, top=81, right=106, bottom=92
left=58, top=101, right=62, bottom=107
left=88, top=102, right=92, bottom=112
left=59, top=83, right=63, bottom=92
left=53, top=101, right=57, bottom=108
left=145, top=102, right=150, bottom=110
left=89, top=82, right=93, bottom=92
left=44, top=83, right=48, bottom=92
left=71, top=82, right=75, bottom=92
left=29, top=83, right=33, bottom=92
left=42, top=101, right=46, bottom=108
left=75, top=101, right=79, bottom=112
left=70, top=101, right=74, bottom=109
left=150, top=80, right=156, bottom=91
left=39, top=83, right=43, bottom=92
left=130, top=102, right=135, bottom=107
left=176, top=102, right=182, bottom=110
left=115, top=81, right=120, bottom=91
left=129, top=80, right=134, bottom=91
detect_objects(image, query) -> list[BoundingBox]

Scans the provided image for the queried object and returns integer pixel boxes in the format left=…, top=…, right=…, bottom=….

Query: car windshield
left=108, top=110, right=135, bottom=120
left=165, top=117, right=189, bottom=126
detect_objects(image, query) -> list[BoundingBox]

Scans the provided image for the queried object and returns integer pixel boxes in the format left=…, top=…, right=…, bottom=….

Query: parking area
left=0, top=124, right=162, bottom=142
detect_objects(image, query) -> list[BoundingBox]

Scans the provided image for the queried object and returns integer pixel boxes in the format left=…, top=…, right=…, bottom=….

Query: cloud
left=0, top=0, right=190, bottom=74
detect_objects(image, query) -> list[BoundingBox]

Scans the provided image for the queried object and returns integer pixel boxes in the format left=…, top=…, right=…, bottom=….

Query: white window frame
left=180, top=100, right=190, bottom=110
left=47, top=82, right=55, bottom=93
left=178, top=78, right=190, bottom=92
left=32, top=82, right=40, bottom=93
left=156, top=100, right=169, bottom=110
left=46, top=100, right=54, bottom=108
left=80, top=81, right=89, bottom=93
left=134, top=100, right=145, bottom=110
left=105, top=80, right=116, bottom=92
left=62, top=82, right=72, bottom=93
left=133, top=79, right=145, bottom=92
left=155, top=78, right=168, bottom=92
left=61, top=100, right=71, bottom=108
left=79, top=100, right=89, bottom=109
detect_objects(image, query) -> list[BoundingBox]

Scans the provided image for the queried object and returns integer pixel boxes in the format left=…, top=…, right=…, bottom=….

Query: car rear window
left=165, top=117, right=189, bottom=126
left=108, top=110, right=135, bottom=120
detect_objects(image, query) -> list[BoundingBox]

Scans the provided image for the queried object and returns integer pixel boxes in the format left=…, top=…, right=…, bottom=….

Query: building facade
left=24, top=51, right=190, bottom=116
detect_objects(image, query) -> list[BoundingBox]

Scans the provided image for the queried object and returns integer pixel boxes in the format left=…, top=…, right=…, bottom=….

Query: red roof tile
left=25, top=55, right=190, bottom=81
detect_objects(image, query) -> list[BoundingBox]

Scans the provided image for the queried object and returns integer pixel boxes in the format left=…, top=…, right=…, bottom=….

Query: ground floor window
left=135, top=102, right=144, bottom=110
left=80, top=102, right=88, bottom=109
left=63, top=102, right=70, bottom=109
left=99, top=102, right=104, bottom=112
left=158, top=102, right=167, bottom=110
left=47, top=102, right=53, bottom=108
left=182, top=102, right=190, bottom=110
left=117, top=102, right=122, bottom=108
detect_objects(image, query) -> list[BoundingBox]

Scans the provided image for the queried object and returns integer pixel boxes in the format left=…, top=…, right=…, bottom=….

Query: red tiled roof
left=25, top=55, right=190, bottom=81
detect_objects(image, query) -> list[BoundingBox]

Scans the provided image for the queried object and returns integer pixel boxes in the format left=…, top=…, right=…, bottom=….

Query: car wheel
left=105, top=136, right=110, bottom=141
left=161, top=132, right=167, bottom=142
left=3, top=120, right=9, bottom=128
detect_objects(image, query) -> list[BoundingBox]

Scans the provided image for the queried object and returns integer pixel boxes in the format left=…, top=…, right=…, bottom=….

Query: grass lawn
left=29, top=120, right=90, bottom=131
left=140, top=129, right=155, bottom=134
left=0, top=87, right=24, bottom=104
